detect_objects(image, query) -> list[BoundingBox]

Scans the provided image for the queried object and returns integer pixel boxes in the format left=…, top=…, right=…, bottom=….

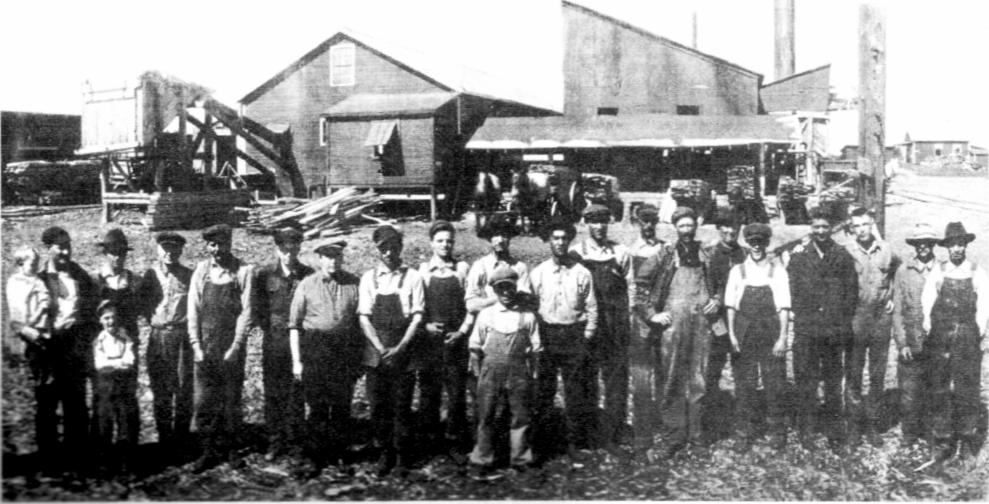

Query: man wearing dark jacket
left=787, top=207, right=859, bottom=451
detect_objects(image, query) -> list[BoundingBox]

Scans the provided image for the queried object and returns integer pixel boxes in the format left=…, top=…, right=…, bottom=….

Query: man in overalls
left=892, top=223, right=939, bottom=446
left=844, top=207, right=900, bottom=447
left=530, top=218, right=597, bottom=458
left=137, top=231, right=194, bottom=464
left=570, top=204, right=634, bottom=448
left=359, top=224, right=425, bottom=477
left=787, top=207, right=858, bottom=452
left=634, top=207, right=719, bottom=459
left=187, top=224, right=257, bottom=473
left=921, top=222, right=988, bottom=460
left=724, top=223, right=791, bottom=451
left=628, top=204, right=664, bottom=455
left=417, top=220, right=474, bottom=462
left=257, top=228, right=312, bottom=461
left=289, top=240, right=362, bottom=477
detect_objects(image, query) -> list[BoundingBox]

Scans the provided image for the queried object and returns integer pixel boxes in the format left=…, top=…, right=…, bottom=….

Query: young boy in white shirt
left=93, top=301, right=139, bottom=476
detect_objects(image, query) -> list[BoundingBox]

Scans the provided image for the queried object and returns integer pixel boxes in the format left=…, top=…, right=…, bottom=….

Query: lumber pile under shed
left=244, top=187, right=382, bottom=239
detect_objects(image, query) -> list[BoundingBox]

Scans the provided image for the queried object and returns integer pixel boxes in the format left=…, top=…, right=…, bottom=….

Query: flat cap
left=743, top=222, right=773, bottom=242
left=372, top=224, right=403, bottom=246
left=202, top=223, right=232, bottom=243
left=636, top=204, right=659, bottom=223
left=488, top=266, right=519, bottom=287
left=582, top=204, right=611, bottom=223
left=156, top=231, right=186, bottom=246
left=671, top=207, right=697, bottom=224
left=41, top=226, right=70, bottom=247
left=314, top=240, right=347, bottom=256
left=274, top=227, right=304, bottom=245
left=429, top=220, right=456, bottom=239
left=710, top=207, right=742, bottom=228
left=905, top=223, right=939, bottom=245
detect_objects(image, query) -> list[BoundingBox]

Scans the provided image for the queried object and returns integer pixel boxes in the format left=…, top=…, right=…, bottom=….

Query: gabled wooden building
left=239, top=29, right=557, bottom=213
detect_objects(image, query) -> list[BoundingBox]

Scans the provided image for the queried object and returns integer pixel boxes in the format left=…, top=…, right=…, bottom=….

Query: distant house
left=239, top=29, right=556, bottom=210
left=904, top=139, right=971, bottom=164
left=1, top=111, right=80, bottom=169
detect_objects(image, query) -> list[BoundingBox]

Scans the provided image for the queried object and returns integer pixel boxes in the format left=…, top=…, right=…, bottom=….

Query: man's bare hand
left=293, top=361, right=303, bottom=380
left=885, top=300, right=894, bottom=314
left=650, top=312, right=672, bottom=326
left=444, top=331, right=464, bottom=345
left=772, top=337, right=787, bottom=358
left=223, top=344, right=241, bottom=363
left=193, top=347, right=205, bottom=363
left=426, top=322, right=446, bottom=335
left=899, top=346, right=913, bottom=362
left=729, top=334, right=740, bottom=353
left=702, top=299, right=719, bottom=316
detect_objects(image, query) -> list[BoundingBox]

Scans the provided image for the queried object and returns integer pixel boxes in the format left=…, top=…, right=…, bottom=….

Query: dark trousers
left=587, top=306, right=630, bottom=446
left=735, top=333, right=787, bottom=437
left=793, top=326, right=850, bottom=441
left=629, top=320, right=660, bottom=449
left=706, top=333, right=737, bottom=397
left=420, top=342, right=470, bottom=449
left=193, top=352, right=246, bottom=458
left=929, top=322, right=982, bottom=440
left=847, top=307, right=892, bottom=425
left=536, top=323, right=593, bottom=450
left=301, top=359, right=358, bottom=461
left=35, top=330, right=90, bottom=470
left=147, top=326, right=194, bottom=444
left=93, top=369, right=139, bottom=462
left=898, top=351, right=932, bottom=441
left=263, top=327, right=304, bottom=450
left=368, top=365, right=416, bottom=455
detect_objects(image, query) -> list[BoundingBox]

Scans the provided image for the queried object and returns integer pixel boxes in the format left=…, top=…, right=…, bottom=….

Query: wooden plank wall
left=328, top=117, right=435, bottom=186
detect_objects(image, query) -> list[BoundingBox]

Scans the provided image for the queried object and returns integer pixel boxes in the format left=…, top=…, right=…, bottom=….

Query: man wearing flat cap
left=633, top=207, right=719, bottom=458
left=36, top=226, right=98, bottom=476
left=921, top=222, right=988, bottom=460
left=136, top=231, right=195, bottom=462
left=701, top=207, right=746, bottom=439
left=891, top=222, right=939, bottom=447
left=787, top=206, right=858, bottom=452
left=358, top=224, right=425, bottom=477
left=530, top=217, right=598, bottom=456
left=187, top=223, right=257, bottom=472
left=289, top=240, right=361, bottom=476
left=256, top=228, right=313, bottom=461
left=724, top=223, right=791, bottom=451
left=844, top=207, right=901, bottom=447
left=416, top=220, right=474, bottom=461
left=570, top=203, right=634, bottom=448
left=466, top=213, right=532, bottom=316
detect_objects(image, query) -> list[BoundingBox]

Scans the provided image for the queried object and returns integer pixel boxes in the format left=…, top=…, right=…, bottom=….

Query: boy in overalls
left=724, top=223, right=791, bottom=451
left=92, top=301, right=139, bottom=476
left=922, top=222, right=988, bottom=460
left=469, top=267, right=541, bottom=474
left=359, top=224, right=425, bottom=477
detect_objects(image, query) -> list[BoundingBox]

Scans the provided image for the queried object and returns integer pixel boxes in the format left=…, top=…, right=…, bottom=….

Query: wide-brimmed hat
left=372, top=225, right=403, bottom=246
left=938, top=222, right=975, bottom=246
left=97, top=228, right=132, bottom=252
left=905, top=223, right=939, bottom=246
left=41, top=226, right=70, bottom=247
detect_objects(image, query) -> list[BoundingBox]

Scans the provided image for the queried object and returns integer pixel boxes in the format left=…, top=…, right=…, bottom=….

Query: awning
left=325, top=92, right=458, bottom=118
left=364, top=120, right=397, bottom=147
left=466, top=114, right=801, bottom=150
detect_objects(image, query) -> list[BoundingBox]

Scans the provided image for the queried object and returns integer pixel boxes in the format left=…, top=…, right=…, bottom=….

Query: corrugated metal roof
left=364, top=120, right=397, bottom=146
left=324, top=93, right=457, bottom=118
left=467, top=114, right=800, bottom=149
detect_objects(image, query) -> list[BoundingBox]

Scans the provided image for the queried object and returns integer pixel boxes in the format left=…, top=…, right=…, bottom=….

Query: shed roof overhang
left=466, top=114, right=801, bottom=150
left=323, top=92, right=459, bottom=119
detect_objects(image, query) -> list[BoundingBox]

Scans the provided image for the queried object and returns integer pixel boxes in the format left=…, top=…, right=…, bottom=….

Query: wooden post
left=757, top=143, right=767, bottom=197
left=774, top=0, right=796, bottom=81
left=858, top=3, right=887, bottom=236
left=100, top=158, right=111, bottom=223
left=430, top=184, right=437, bottom=221
left=203, top=112, right=214, bottom=189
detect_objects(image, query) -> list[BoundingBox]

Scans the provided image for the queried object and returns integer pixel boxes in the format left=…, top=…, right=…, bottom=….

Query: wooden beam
left=201, top=113, right=285, bottom=167
left=204, top=98, right=284, bottom=145
left=858, top=3, right=887, bottom=236
left=185, top=115, right=274, bottom=176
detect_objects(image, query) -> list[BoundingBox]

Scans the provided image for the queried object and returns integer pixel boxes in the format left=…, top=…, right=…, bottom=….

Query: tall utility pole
left=774, top=0, right=795, bottom=81
left=858, top=3, right=887, bottom=236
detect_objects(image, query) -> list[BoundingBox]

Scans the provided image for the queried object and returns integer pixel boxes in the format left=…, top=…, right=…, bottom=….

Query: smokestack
left=692, top=11, right=698, bottom=49
left=774, top=0, right=795, bottom=81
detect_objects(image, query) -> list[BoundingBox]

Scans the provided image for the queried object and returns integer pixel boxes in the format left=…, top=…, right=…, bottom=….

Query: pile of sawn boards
left=244, top=187, right=381, bottom=239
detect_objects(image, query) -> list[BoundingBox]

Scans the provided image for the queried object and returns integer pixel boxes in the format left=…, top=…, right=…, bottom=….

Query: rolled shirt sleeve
left=725, top=265, right=743, bottom=311
left=288, top=281, right=307, bottom=331
left=583, top=272, right=598, bottom=336
left=233, top=264, right=256, bottom=348
left=187, top=262, right=207, bottom=348
left=921, top=264, right=943, bottom=328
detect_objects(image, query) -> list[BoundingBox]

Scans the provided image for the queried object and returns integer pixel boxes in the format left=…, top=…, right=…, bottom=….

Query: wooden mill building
left=239, top=29, right=558, bottom=215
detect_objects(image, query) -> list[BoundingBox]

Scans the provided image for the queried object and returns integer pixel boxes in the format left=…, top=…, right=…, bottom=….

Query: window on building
left=597, top=107, right=619, bottom=116
left=365, top=120, right=404, bottom=176
left=677, top=105, right=700, bottom=116
left=319, top=118, right=329, bottom=146
left=935, top=148, right=942, bottom=156
left=330, top=43, right=356, bottom=87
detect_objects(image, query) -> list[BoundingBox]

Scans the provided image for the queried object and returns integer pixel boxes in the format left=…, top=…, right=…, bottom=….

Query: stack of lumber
left=670, top=179, right=712, bottom=208
left=776, top=176, right=814, bottom=202
left=581, top=173, right=619, bottom=204
left=244, top=187, right=381, bottom=239
left=145, top=189, right=252, bottom=230
left=726, top=165, right=757, bottom=201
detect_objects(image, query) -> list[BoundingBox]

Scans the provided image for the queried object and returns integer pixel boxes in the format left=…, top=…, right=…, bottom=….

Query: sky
left=2, top=0, right=986, bottom=149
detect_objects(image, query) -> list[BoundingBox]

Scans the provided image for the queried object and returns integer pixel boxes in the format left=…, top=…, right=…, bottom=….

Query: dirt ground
left=1, top=170, right=987, bottom=500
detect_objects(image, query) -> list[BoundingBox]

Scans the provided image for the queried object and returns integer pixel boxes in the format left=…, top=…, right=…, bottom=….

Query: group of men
left=5, top=201, right=986, bottom=481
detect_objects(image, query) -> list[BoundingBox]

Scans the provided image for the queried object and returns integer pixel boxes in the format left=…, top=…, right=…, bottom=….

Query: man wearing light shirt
left=725, top=223, right=791, bottom=451
left=465, top=214, right=532, bottom=315
left=530, top=218, right=598, bottom=456
left=187, top=224, right=257, bottom=473
left=920, top=222, right=988, bottom=460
